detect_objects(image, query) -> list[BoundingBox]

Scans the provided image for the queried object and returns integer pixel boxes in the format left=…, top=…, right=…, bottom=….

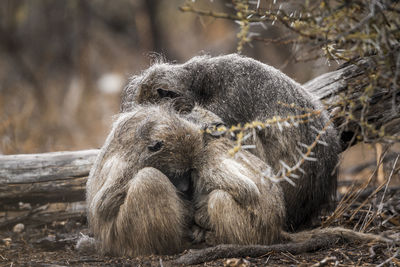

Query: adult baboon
left=120, top=54, right=341, bottom=230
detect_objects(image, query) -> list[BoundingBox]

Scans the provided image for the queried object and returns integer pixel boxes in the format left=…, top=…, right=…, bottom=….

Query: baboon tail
left=285, top=227, right=392, bottom=245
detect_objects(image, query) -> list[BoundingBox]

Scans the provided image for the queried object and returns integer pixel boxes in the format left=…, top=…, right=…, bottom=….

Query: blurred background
left=0, top=0, right=398, bottom=186
left=0, top=0, right=335, bottom=154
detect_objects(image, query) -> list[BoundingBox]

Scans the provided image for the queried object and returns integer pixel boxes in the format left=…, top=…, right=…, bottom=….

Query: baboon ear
left=147, top=140, right=164, bottom=152
left=157, top=88, right=180, bottom=99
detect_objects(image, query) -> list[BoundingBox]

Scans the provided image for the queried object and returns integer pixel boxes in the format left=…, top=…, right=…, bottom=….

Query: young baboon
left=86, top=105, right=201, bottom=256
left=120, top=54, right=341, bottom=230
left=192, top=134, right=286, bottom=246
left=84, top=104, right=388, bottom=258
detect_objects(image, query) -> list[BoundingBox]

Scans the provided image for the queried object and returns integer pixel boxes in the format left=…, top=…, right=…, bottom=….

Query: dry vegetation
left=1, top=0, right=400, bottom=266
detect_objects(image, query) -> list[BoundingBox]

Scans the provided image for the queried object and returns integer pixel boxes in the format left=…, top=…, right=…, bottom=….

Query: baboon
left=120, top=54, right=341, bottom=230
left=192, top=132, right=285, bottom=246
left=86, top=105, right=199, bottom=256
left=84, top=105, right=387, bottom=257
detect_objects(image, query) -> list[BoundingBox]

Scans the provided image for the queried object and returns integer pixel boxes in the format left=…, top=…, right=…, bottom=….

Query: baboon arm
left=88, top=155, right=128, bottom=221
left=200, top=157, right=261, bottom=206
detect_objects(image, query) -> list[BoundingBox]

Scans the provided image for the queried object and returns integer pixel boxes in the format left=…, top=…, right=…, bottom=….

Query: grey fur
left=75, top=234, right=97, bottom=254
left=192, top=136, right=285, bottom=246
left=120, top=54, right=341, bottom=230
left=86, top=106, right=202, bottom=256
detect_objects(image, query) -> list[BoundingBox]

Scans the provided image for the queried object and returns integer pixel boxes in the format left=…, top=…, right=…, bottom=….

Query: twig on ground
left=311, top=256, right=337, bottom=267
left=323, top=147, right=390, bottom=227
left=376, top=249, right=399, bottom=267
left=175, top=238, right=332, bottom=265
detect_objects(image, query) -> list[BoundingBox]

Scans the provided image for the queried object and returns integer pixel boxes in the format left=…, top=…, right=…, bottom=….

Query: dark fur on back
left=120, top=54, right=341, bottom=230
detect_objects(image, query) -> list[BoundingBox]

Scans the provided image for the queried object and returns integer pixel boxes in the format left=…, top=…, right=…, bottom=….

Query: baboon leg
left=204, top=190, right=277, bottom=245
left=101, top=167, right=187, bottom=256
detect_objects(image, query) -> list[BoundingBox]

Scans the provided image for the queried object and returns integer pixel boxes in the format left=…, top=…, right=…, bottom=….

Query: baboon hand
left=199, top=157, right=261, bottom=207
left=225, top=182, right=260, bottom=207
left=219, top=158, right=261, bottom=207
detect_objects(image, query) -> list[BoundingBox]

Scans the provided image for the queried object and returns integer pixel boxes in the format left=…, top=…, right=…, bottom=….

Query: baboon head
left=123, top=108, right=199, bottom=194
left=120, top=56, right=215, bottom=113
left=111, top=104, right=225, bottom=199
left=123, top=64, right=190, bottom=109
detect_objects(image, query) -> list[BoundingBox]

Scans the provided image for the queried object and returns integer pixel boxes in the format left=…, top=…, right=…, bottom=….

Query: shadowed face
left=113, top=105, right=226, bottom=200
left=142, top=119, right=202, bottom=200
left=132, top=65, right=189, bottom=105
left=113, top=106, right=204, bottom=200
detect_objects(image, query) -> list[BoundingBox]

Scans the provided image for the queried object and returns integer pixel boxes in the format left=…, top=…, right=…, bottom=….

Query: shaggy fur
left=86, top=106, right=201, bottom=256
left=120, top=54, right=341, bottom=230
left=192, top=137, right=285, bottom=246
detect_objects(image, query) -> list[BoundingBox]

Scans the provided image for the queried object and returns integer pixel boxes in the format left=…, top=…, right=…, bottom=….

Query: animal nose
left=171, top=168, right=195, bottom=201
left=183, top=168, right=194, bottom=179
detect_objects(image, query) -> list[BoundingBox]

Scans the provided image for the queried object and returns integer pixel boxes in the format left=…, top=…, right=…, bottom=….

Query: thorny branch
left=203, top=103, right=331, bottom=186
left=181, top=0, right=400, bottom=144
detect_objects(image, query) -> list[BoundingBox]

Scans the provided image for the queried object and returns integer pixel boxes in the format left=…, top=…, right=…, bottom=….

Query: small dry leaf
left=1, top=238, right=12, bottom=247
left=224, top=258, right=251, bottom=267
left=13, top=223, right=25, bottom=233
left=18, top=202, right=32, bottom=210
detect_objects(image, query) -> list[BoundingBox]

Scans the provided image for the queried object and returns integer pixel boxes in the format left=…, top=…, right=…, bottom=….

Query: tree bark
left=0, top=150, right=98, bottom=207
left=304, top=56, right=400, bottom=149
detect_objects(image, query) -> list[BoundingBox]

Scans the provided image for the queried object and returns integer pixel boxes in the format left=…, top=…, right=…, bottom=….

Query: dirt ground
left=1, top=235, right=398, bottom=267
left=1, top=184, right=399, bottom=267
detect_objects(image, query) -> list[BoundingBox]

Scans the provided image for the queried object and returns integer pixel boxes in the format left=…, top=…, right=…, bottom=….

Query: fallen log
left=0, top=150, right=98, bottom=207
left=1, top=177, right=87, bottom=207
left=0, top=149, right=98, bottom=184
